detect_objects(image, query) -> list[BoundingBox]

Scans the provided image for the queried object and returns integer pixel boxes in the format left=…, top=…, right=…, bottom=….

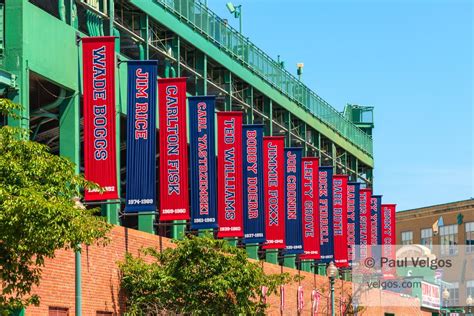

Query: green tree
left=0, top=99, right=111, bottom=313
left=120, top=235, right=295, bottom=315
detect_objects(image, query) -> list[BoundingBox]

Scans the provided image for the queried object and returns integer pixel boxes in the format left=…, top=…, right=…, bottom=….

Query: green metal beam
left=264, top=97, right=272, bottom=136
left=265, top=249, right=278, bottom=265
left=195, top=50, right=207, bottom=95
left=224, top=71, right=232, bottom=111
left=130, top=0, right=373, bottom=167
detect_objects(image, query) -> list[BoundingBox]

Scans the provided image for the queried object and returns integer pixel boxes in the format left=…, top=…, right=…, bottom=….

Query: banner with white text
left=158, top=78, right=190, bottom=221
left=217, top=112, right=244, bottom=238
left=82, top=36, right=118, bottom=201
left=242, top=124, right=265, bottom=243
left=189, top=96, right=217, bottom=229
left=125, top=61, right=157, bottom=212
left=301, top=157, right=320, bottom=260
left=262, top=136, right=285, bottom=249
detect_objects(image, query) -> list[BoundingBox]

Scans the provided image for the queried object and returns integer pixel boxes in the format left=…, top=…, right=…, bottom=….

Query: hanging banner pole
left=188, top=96, right=218, bottom=230
left=124, top=60, right=157, bottom=213
left=158, top=77, right=190, bottom=221
left=82, top=36, right=118, bottom=201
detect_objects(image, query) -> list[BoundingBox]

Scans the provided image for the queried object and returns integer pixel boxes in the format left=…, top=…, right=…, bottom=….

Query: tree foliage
left=120, top=234, right=296, bottom=315
left=0, top=99, right=111, bottom=313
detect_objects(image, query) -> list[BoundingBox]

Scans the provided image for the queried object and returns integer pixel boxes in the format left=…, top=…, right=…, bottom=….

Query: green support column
left=171, top=36, right=181, bottom=76
left=244, top=86, right=253, bottom=124
left=286, top=111, right=292, bottom=146
left=11, top=309, right=25, bottom=316
left=140, top=14, right=149, bottom=59
left=317, top=132, right=321, bottom=158
left=195, top=50, right=207, bottom=95
left=355, top=158, right=359, bottom=182
left=265, top=249, right=278, bottom=264
left=283, top=254, right=296, bottom=269
left=317, top=264, right=326, bottom=276
left=332, top=143, right=337, bottom=170
left=5, top=0, right=28, bottom=130
left=246, top=243, right=259, bottom=260
left=226, top=238, right=238, bottom=247
left=224, top=71, right=232, bottom=111
left=263, top=98, right=273, bottom=136
left=302, top=123, right=308, bottom=155
left=301, top=259, right=313, bottom=272
left=367, top=168, right=373, bottom=186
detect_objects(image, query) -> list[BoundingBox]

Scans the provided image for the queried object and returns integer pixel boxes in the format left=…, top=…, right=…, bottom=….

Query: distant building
left=396, top=199, right=474, bottom=309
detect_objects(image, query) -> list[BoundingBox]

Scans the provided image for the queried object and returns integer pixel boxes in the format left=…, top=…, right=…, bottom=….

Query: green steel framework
left=1, top=0, right=374, bottom=274
left=2, top=0, right=374, bottom=233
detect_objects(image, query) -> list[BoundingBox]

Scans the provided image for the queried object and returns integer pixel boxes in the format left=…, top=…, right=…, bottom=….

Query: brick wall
left=24, top=226, right=431, bottom=315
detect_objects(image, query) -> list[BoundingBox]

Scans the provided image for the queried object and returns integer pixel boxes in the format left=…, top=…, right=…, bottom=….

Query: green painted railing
left=155, top=0, right=373, bottom=156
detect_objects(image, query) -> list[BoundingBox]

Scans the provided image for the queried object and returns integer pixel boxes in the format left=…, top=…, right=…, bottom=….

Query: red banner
left=82, top=37, right=118, bottom=201
left=333, top=175, right=348, bottom=267
left=217, top=112, right=243, bottom=237
left=262, top=136, right=285, bottom=249
left=300, top=157, right=320, bottom=259
left=158, top=78, right=189, bottom=221
left=359, top=188, right=372, bottom=259
left=381, top=204, right=396, bottom=277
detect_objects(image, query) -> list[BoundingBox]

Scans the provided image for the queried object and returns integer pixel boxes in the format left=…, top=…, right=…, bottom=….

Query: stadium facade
left=0, top=0, right=374, bottom=237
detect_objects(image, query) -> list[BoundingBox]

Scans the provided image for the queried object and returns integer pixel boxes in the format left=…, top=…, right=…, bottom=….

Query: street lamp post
left=327, top=261, right=338, bottom=316
left=442, top=288, right=450, bottom=316
left=226, top=2, right=242, bottom=34
left=467, top=294, right=473, bottom=315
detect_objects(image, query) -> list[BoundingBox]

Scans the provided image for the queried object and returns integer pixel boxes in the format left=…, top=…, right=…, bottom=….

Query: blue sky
left=206, top=0, right=473, bottom=211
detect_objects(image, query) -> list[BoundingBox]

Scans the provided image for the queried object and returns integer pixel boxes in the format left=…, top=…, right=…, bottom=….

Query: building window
left=466, top=222, right=474, bottom=253
left=401, top=231, right=413, bottom=245
left=467, top=280, right=474, bottom=298
left=421, top=228, right=433, bottom=249
left=440, top=224, right=458, bottom=255
left=97, top=312, right=113, bottom=316
left=49, top=307, right=69, bottom=316
left=445, top=282, right=459, bottom=306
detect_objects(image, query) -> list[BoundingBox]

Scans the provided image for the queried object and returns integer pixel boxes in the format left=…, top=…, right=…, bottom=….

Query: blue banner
left=347, top=182, right=360, bottom=263
left=373, top=195, right=383, bottom=245
left=125, top=61, right=157, bottom=213
left=242, top=125, right=265, bottom=243
left=189, top=96, right=218, bottom=229
left=284, top=148, right=304, bottom=254
left=319, top=166, right=334, bottom=262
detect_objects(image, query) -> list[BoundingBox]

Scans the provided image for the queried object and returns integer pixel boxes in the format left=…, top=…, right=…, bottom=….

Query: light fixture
left=442, top=288, right=450, bottom=300
left=297, top=63, right=304, bottom=80
left=226, top=2, right=242, bottom=33
left=226, top=2, right=236, bottom=14
left=466, top=294, right=473, bottom=314
left=326, top=261, right=338, bottom=278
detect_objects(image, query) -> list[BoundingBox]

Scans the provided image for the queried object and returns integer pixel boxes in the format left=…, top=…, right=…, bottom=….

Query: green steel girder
left=129, top=0, right=373, bottom=168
